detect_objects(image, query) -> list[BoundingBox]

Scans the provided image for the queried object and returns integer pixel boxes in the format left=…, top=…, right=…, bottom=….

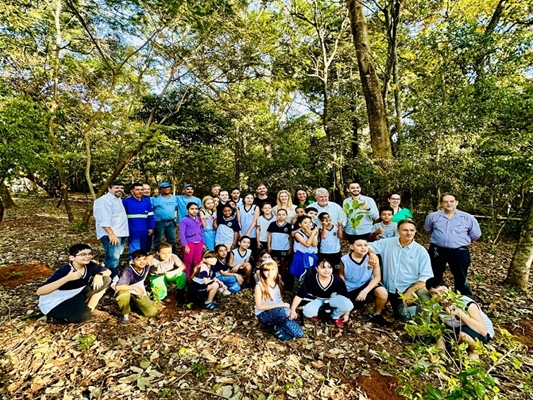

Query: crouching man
left=37, top=244, right=111, bottom=323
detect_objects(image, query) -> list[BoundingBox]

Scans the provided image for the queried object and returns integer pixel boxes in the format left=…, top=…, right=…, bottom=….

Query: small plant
left=343, top=200, right=367, bottom=230
left=11, top=271, right=24, bottom=277
left=192, top=362, right=208, bottom=377
left=160, top=388, right=169, bottom=397
left=78, top=334, right=97, bottom=351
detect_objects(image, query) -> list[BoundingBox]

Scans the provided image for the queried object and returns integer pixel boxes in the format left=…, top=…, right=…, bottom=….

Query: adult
left=211, top=184, right=221, bottom=199
left=388, top=193, right=413, bottom=223
left=253, top=183, right=276, bottom=215
left=142, top=184, right=152, bottom=198
left=342, top=182, right=378, bottom=243
left=151, top=182, right=178, bottom=253
left=230, top=187, right=243, bottom=208
left=93, top=180, right=129, bottom=278
left=367, top=219, right=433, bottom=322
left=294, top=188, right=314, bottom=208
left=122, top=183, right=154, bottom=256
left=424, top=194, right=481, bottom=296
left=176, top=183, right=201, bottom=223
left=313, top=188, right=347, bottom=228
left=272, top=190, right=297, bottom=223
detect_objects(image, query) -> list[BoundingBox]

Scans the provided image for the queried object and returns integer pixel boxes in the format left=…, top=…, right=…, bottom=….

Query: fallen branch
left=487, top=345, right=521, bottom=373
left=178, top=387, right=230, bottom=399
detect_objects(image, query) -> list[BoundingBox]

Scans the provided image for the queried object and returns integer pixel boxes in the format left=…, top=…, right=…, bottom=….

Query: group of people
left=36, top=181, right=494, bottom=358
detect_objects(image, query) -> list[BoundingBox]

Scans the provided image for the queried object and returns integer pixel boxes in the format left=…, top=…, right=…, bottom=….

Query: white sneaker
left=218, top=288, right=231, bottom=295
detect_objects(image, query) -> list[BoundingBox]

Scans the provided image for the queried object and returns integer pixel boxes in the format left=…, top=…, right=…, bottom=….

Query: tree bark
left=0, top=181, right=16, bottom=209
left=347, top=0, right=392, bottom=158
left=506, top=199, right=533, bottom=288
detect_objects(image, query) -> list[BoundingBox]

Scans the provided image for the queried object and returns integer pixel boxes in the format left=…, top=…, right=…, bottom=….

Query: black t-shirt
left=254, top=196, right=276, bottom=215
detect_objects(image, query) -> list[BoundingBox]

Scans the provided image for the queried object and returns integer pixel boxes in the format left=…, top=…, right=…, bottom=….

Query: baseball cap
left=183, top=183, right=195, bottom=189
left=158, top=182, right=171, bottom=188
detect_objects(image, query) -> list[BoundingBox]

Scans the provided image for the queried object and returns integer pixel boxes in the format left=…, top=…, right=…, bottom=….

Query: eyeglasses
left=390, top=198, right=401, bottom=200
left=76, top=252, right=93, bottom=257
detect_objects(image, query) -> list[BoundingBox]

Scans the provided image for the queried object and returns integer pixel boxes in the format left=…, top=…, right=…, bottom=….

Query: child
left=255, top=260, right=304, bottom=341
left=318, top=212, right=344, bottom=272
left=214, top=204, right=241, bottom=250
left=339, top=239, right=390, bottom=326
left=267, top=209, right=293, bottom=279
left=426, top=278, right=494, bottom=359
left=213, top=244, right=241, bottom=293
left=238, top=194, right=260, bottom=258
left=256, top=202, right=274, bottom=250
left=289, top=215, right=319, bottom=291
left=180, top=202, right=205, bottom=278
left=149, top=242, right=187, bottom=305
left=369, top=206, right=398, bottom=241
left=37, top=244, right=111, bottom=323
left=188, top=251, right=228, bottom=310
left=115, top=250, right=157, bottom=324
left=200, top=196, right=217, bottom=251
left=290, top=259, right=353, bottom=328
left=228, top=236, right=254, bottom=287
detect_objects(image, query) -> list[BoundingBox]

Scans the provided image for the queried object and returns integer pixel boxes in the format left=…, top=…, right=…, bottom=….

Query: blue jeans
left=153, top=220, right=176, bottom=251
left=257, top=307, right=304, bottom=339
left=216, top=272, right=241, bottom=294
left=100, top=236, right=126, bottom=278
left=303, top=295, right=353, bottom=319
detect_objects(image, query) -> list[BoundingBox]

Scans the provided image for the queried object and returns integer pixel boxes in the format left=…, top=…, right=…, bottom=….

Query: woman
left=294, top=188, right=314, bottom=208
left=272, top=190, right=297, bottom=223
left=388, top=193, right=412, bottom=223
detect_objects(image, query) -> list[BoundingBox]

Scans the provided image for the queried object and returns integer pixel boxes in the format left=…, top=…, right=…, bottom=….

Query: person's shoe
left=119, top=315, right=130, bottom=324
left=273, top=329, right=293, bottom=342
left=218, top=287, right=231, bottom=295
left=333, top=318, right=345, bottom=328
left=371, top=313, right=392, bottom=327
left=204, top=302, right=219, bottom=311
left=308, top=316, right=319, bottom=324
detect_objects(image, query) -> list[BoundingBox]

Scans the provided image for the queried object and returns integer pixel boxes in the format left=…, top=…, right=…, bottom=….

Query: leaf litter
left=0, top=198, right=532, bottom=399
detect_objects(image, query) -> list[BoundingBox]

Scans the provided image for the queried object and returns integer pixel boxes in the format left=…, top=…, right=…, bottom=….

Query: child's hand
left=289, top=310, right=298, bottom=320
left=355, top=290, right=368, bottom=302
left=376, top=227, right=384, bottom=235
left=184, top=245, right=190, bottom=254
left=66, top=268, right=83, bottom=281
left=92, top=274, right=104, bottom=290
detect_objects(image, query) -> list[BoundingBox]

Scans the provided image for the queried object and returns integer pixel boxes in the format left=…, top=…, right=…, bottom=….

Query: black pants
left=429, top=244, right=472, bottom=296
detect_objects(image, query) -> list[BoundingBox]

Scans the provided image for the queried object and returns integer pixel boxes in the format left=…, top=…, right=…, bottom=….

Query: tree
left=507, top=194, right=533, bottom=288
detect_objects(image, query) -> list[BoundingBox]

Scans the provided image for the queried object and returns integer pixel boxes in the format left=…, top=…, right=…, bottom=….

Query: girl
left=272, top=190, right=297, bottom=224
left=179, top=202, right=205, bottom=278
left=200, top=196, right=217, bottom=251
left=213, top=244, right=242, bottom=293
left=214, top=204, right=241, bottom=250
left=255, top=260, right=304, bottom=341
left=294, top=188, right=314, bottom=208
left=289, top=215, right=319, bottom=292
left=318, top=212, right=344, bottom=273
left=188, top=251, right=228, bottom=310
left=228, top=236, right=254, bottom=287
left=290, top=259, right=353, bottom=328
left=238, top=194, right=260, bottom=257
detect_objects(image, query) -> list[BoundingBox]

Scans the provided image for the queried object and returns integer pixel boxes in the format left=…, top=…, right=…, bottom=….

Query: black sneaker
left=371, top=314, right=391, bottom=327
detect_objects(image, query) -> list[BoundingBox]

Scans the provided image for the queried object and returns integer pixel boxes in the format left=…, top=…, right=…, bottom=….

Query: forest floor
left=0, top=197, right=532, bottom=400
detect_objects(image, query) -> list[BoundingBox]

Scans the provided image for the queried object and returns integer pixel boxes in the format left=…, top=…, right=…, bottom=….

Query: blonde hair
left=202, top=196, right=215, bottom=211
left=257, top=260, right=283, bottom=301
left=276, top=190, right=294, bottom=210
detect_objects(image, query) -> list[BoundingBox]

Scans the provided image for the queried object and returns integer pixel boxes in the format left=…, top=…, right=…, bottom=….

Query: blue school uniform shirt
left=268, top=221, right=292, bottom=251
left=371, top=221, right=398, bottom=239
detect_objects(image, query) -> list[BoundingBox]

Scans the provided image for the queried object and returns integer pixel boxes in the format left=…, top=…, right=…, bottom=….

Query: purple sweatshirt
left=179, top=215, right=204, bottom=245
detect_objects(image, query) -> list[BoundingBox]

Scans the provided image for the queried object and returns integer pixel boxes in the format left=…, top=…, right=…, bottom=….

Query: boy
left=256, top=202, right=275, bottom=250
left=37, top=244, right=111, bottom=323
left=426, top=278, right=494, bottom=359
left=339, top=239, right=390, bottom=326
left=148, top=242, right=187, bottom=305
left=292, top=206, right=319, bottom=234
left=115, top=250, right=158, bottom=324
left=267, top=209, right=293, bottom=278
left=369, top=206, right=398, bottom=242
left=318, top=212, right=344, bottom=272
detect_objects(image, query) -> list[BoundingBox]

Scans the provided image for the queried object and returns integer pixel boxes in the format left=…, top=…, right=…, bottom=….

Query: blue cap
left=183, top=183, right=195, bottom=189
left=158, top=182, right=171, bottom=188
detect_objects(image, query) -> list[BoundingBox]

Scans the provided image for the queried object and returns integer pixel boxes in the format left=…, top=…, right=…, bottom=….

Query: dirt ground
left=0, top=197, right=532, bottom=399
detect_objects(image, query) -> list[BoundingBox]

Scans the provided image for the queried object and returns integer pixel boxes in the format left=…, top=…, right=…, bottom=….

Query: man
left=230, top=187, right=243, bottom=207
left=176, top=183, right=201, bottom=223
left=122, top=182, right=154, bottom=256
left=151, top=182, right=178, bottom=252
left=93, top=181, right=129, bottom=278
left=253, top=183, right=276, bottom=214
left=142, top=184, right=151, bottom=198
left=424, top=194, right=481, bottom=296
left=342, top=182, right=379, bottom=243
left=367, top=219, right=433, bottom=322
left=313, top=188, right=347, bottom=228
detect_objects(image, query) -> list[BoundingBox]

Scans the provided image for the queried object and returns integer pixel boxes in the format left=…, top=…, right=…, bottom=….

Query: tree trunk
left=506, top=199, right=533, bottom=288
left=0, top=181, right=16, bottom=209
left=347, top=0, right=392, bottom=159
